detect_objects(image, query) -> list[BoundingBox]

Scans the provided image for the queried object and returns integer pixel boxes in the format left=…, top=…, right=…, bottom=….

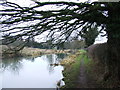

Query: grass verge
left=60, top=49, right=120, bottom=88
left=60, top=50, right=85, bottom=88
left=60, top=49, right=102, bottom=88
left=81, top=50, right=103, bottom=87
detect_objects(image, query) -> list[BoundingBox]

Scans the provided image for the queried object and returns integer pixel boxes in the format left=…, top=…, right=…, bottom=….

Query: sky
left=4, top=0, right=98, bottom=7
left=0, top=0, right=107, bottom=44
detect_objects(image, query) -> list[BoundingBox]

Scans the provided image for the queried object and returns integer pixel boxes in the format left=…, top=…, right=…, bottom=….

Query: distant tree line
left=57, top=39, right=85, bottom=49
left=26, top=39, right=86, bottom=49
left=26, top=40, right=53, bottom=49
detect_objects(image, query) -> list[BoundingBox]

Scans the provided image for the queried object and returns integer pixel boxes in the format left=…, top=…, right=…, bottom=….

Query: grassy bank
left=20, top=47, right=72, bottom=56
left=60, top=50, right=85, bottom=88
left=20, top=47, right=42, bottom=56
left=1, top=45, right=72, bottom=58
left=79, top=49, right=119, bottom=88
left=20, top=47, right=71, bottom=56
left=60, top=49, right=103, bottom=88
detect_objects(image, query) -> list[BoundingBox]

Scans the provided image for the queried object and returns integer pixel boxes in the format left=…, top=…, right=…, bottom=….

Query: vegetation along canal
left=1, top=54, right=66, bottom=88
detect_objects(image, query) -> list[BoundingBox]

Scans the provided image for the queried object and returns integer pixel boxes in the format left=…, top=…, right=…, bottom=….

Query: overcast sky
left=5, top=0, right=98, bottom=7
left=1, top=0, right=107, bottom=44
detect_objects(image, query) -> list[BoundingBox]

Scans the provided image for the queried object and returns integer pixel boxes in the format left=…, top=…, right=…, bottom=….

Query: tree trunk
left=107, top=30, right=120, bottom=80
left=106, top=5, right=120, bottom=81
left=105, top=4, right=120, bottom=83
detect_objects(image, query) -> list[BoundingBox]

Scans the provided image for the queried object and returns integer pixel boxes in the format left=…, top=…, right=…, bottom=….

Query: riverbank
left=0, top=45, right=72, bottom=59
left=20, top=47, right=71, bottom=56
left=60, top=50, right=84, bottom=88
left=61, top=49, right=119, bottom=88
left=60, top=49, right=101, bottom=88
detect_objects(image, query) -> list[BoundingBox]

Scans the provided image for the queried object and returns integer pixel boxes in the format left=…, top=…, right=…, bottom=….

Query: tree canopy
left=81, top=26, right=99, bottom=47
left=0, top=0, right=108, bottom=45
left=1, top=0, right=120, bottom=84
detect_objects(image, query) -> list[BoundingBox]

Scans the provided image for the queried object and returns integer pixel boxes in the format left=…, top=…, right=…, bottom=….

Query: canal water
left=0, top=54, right=66, bottom=88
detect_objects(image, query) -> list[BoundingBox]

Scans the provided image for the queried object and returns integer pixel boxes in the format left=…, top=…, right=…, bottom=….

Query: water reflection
left=2, top=57, right=23, bottom=74
left=1, top=54, right=66, bottom=88
left=1, top=57, right=36, bottom=74
left=45, top=54, right=66, bottom=73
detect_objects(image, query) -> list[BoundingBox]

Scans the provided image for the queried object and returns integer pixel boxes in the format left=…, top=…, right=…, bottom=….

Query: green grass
left=83, top=52, right=94, bottom=75
left=61, top=50, right=85, bottom=88
left=79, top=49, right=86, bottom=54
left=61, top=49, right=96, bottom=88
left=61, top=49, right=119, bottom=88
left=79, top=50, right=95, bottom=75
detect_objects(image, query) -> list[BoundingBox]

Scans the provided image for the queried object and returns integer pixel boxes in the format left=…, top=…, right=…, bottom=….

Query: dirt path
left=76, top=59, right=100, bottom=88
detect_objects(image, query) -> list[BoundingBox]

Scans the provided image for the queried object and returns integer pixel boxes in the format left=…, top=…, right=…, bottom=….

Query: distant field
left=21, top=47, right=71, bottom=56
left=0, top=45, right=72, bottom=58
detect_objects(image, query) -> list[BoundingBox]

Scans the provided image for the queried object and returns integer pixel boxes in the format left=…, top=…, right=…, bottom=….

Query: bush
left=87, top=43, right=107, bottom=64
